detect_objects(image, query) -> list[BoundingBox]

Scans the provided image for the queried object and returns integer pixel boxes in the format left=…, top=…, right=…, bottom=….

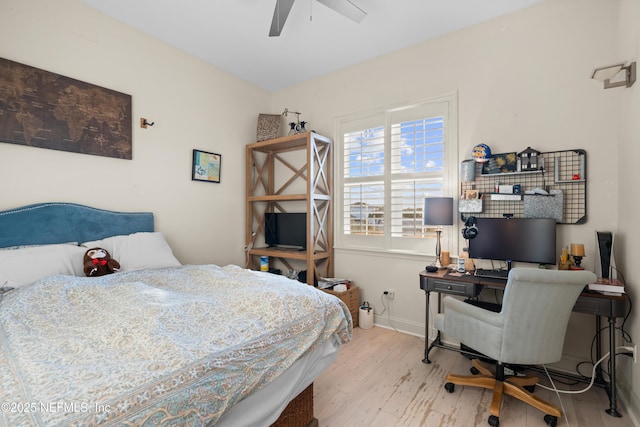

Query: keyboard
left=474, top=269, right=509, bottom=280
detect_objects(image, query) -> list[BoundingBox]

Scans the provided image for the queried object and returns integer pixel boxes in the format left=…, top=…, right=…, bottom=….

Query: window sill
left=334, top=245, right=435, bottom=262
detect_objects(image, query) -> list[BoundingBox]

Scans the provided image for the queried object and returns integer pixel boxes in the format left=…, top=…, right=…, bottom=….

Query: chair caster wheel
left=444, top=382, right=455, bottom=393
left=488, top=415, right=499, bottom=426
left=470, top=366, right=480, bottom=375
left=544, top=414, right=558, bottom=426
left=524, top=385, right=535, bottom=393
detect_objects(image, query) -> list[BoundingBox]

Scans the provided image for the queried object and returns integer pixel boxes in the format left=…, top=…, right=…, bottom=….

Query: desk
left=419, top=269, right=629, bottom=417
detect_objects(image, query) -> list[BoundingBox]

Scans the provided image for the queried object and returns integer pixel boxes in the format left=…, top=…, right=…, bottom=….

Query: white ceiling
left=80, top=0, right=544, bottom=92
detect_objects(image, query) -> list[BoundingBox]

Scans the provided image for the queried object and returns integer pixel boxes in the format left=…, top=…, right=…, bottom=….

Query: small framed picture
left=192, top=149, right=222, bottom=183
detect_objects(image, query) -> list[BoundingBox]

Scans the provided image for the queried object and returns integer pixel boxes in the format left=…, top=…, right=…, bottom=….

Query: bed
left=0, top=202, right=352, bottom=427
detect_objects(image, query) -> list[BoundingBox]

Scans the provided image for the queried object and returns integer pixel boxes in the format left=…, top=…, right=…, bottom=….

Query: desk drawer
left=573, top=294, right=628, bottom=318
left=429, top=279, right=476, bottom=297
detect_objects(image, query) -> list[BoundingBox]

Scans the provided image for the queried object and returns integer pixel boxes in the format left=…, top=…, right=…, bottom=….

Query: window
left=336, top=93, right=458, bottom=253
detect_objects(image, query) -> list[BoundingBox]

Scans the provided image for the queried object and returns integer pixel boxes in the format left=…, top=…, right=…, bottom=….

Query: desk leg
left=423, top=290, right=431, bottom=364
left=606, top=315, right=622, bottom=417
left=423, top=291, right=444, bottom=364
left=595, top=316, right=604, bottom=384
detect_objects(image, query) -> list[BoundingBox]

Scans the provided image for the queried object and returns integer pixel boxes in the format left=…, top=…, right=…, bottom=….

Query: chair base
left=445, top=359, right=561, bottom=426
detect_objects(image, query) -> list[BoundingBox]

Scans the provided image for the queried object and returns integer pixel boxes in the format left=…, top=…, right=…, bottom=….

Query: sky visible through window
left=344, top=117, right=445, bottom=236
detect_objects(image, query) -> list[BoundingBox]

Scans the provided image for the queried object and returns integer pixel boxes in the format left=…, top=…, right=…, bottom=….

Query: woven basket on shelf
left=256, top=113, right=282, bottom=141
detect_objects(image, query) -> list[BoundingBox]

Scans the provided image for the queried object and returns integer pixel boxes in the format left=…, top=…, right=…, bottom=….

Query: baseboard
left=616, top=377, right=640, bottom=426
left=372, top=314, right=424, bottom=337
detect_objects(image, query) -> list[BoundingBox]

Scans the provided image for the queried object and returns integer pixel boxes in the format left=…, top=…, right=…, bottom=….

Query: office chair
left=434, top=268, right=597, bottom=427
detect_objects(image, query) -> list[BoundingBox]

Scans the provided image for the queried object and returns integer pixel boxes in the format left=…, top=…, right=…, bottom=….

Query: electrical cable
left=243, top=232, right=256, bottom=268
left=379, top=293, right=400, bottom=333
left=536, top=352, right=611, bottom=426
left=610, top=266, right=633, bottom=343
left=542, top=364, right=569, bottom=427
left=539, top=352, right=610, bottom=395
left=377, top=294, right=387, bottom=316
left=570, top=266, right=633, bottom=382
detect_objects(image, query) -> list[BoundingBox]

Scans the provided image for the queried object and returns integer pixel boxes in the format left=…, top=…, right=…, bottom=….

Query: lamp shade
left=423, top=197, right=454, bottom=226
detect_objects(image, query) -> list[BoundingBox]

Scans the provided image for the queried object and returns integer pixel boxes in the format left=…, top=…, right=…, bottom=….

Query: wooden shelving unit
left=245, top=132, right=333, bottom=285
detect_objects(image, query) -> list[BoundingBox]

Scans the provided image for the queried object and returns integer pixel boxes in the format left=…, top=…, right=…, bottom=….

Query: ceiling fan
left=269, top=0, right=367, bottom=37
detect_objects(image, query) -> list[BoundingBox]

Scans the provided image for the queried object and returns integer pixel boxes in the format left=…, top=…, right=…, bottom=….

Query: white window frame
left=334, top=92, right=459, bottom=256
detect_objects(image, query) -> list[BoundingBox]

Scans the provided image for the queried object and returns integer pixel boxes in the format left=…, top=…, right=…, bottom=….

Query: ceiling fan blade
left=316, top=0, right=367, bottom=23
left=269, top=0, right=296, bottom=37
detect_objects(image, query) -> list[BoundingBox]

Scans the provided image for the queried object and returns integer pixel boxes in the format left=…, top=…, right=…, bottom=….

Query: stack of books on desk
left=587, top=278, right=626, bottom=296
left=318, top=277, right=350, bottom=290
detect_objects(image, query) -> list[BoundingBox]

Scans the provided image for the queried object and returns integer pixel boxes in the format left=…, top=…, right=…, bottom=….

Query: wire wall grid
left=460, top=149, right=586, bottom=224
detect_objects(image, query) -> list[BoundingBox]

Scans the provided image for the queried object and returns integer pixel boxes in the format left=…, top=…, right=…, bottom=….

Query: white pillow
left=81, top=232, right=181, bottom=272
left=0, top=243, right=86, bottom=287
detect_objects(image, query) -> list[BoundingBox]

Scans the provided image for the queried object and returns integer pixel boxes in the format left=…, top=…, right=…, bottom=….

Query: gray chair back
left=499, top=268, right=596, bottom=364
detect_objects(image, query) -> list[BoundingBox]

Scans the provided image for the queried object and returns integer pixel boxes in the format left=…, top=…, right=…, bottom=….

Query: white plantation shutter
left=390, top=116, right=445, bottom=239
left=336, top=94, right=458, bottom=253
left=343, top=126, right=385, bottom=236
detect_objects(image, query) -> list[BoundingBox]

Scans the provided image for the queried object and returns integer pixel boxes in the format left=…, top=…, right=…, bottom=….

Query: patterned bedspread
left=0, top=264, right=352, bottom=426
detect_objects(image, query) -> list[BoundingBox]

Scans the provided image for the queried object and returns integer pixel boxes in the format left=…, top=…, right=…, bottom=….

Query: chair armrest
left=442, top=297, right=503, bottom=328
left=439, top=297, right=504, bottom=359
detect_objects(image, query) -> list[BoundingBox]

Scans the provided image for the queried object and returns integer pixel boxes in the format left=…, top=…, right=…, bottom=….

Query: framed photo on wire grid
left=192, top=149, right=222, bottom=183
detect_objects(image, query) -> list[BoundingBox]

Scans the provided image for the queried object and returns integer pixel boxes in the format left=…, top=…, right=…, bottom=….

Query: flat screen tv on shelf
left=265, top=212, right=307, bottom=250
left=467, top=217, right=557, bottom=269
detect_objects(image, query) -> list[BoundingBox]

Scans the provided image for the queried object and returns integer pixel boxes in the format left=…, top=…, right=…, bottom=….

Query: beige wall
left=1, top=0, right=638, bottom=422
left=616, top=0, right=640, bottom=419
left=0, top=0, right=270, bottom=266
left=272, top=0, right=620, bottom=325
left=272, top=0, right=638, bottom=420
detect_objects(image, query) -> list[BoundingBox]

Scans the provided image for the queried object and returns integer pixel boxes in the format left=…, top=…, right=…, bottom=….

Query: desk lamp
left=423, top=197, right=454, bottom=269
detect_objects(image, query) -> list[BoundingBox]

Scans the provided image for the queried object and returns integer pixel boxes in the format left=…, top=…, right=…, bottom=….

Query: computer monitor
left=468, top=217, right=557, bottom=268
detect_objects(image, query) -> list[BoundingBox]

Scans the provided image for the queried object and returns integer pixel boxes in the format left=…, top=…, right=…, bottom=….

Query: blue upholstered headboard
left=0, top=203, right=154, bottom=248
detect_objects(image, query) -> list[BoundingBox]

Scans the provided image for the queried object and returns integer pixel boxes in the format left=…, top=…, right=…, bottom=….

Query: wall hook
left=140, top=118, right=155, bottom=128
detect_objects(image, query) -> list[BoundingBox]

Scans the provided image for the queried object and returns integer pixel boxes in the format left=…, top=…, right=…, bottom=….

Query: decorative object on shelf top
left=472, top=143, right=491, bottom=163
left=282, top=108, right=309, bottom=135
left=256, top=113, right=283, bottom=141
left=288, top=121, right=308, bottom=135
left=591, top=61, right=636, bottom=89
left=517, top=147, right=541, bottom=171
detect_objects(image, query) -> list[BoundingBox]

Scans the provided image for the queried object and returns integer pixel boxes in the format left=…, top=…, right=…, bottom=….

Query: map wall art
left=0, top=57, right=132, bottom=159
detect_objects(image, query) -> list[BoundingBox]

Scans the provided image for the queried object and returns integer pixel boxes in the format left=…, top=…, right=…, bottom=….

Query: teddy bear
left=83, top=247, right=121, bottom=277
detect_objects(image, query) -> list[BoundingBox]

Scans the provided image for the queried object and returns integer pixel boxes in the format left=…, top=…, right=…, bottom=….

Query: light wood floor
left=314, top=326, right=635, bottom=427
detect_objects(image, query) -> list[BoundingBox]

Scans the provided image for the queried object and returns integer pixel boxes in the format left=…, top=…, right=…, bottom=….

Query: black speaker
left=597, top=231, right=613, bottom=279
left=462, top=216, right=478, bottom=240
